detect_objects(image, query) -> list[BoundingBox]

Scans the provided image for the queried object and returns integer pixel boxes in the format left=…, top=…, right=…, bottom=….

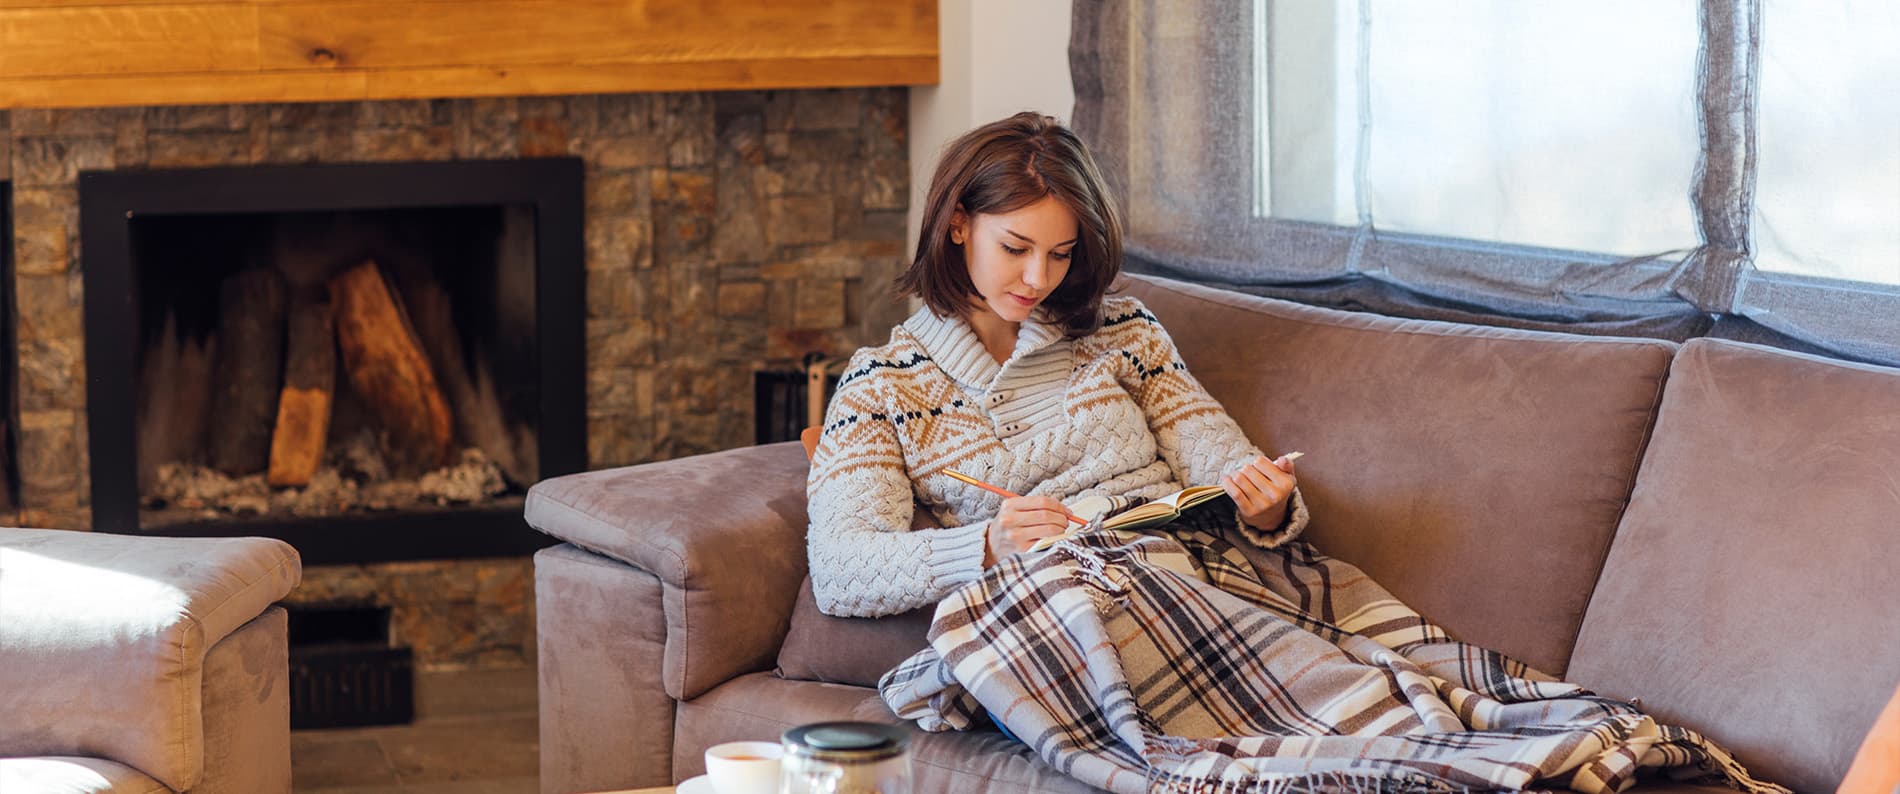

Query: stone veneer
left=2, top=88, right=911, bottom=667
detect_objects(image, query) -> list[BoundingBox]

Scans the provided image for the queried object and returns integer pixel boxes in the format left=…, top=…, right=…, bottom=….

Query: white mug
left=704, top=740, right=783, bottom=794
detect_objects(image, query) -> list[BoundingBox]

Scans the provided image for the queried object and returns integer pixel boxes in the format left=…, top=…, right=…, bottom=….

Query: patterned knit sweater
left=806, top=295, right=1309, bottom=617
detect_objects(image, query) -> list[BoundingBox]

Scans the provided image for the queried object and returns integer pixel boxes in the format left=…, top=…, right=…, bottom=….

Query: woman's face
left=952, top=194, right=1079, bottom=325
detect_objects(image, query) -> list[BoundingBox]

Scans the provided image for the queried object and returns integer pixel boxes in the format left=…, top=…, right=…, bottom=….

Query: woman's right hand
left=984, top=495, right=1073, bottom=566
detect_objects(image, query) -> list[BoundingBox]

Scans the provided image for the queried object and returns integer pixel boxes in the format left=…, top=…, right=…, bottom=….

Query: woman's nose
left=1023, top=256, right=1050, bottom=289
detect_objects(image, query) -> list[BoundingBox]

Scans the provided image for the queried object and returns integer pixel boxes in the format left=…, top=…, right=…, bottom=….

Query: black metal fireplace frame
left=79, top=158, right=585, bottom=565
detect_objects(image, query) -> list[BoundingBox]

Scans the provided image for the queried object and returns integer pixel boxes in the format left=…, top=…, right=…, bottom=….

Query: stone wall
left=1, top=89, right=910, bottom=667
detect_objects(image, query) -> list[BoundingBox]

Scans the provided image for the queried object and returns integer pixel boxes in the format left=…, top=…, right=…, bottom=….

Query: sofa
left=528, top=274, right=1900, bottom=794
left=0, top=528, right=302, bottom=793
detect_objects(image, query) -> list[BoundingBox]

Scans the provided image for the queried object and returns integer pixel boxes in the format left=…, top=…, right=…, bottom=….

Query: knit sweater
left=805, top=295, right=1309, bottom=617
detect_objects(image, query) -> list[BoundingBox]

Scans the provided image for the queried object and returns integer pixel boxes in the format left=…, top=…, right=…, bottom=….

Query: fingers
left=1001, top=497, right=1073, bottom=526
left=992, top=496, right=1074, bottom=557
left=1225, top=456, right=1294, bottom=514
left=1236, top=462, right=1290, bottom=499
left=995, top=522, right=1065, bottom=557
left=1249, top=455, right=1296, bottom=487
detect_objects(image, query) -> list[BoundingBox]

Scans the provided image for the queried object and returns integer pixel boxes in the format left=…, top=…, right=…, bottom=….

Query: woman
left=815, top=114, right=1784, bottom=794
left=806, top=112, right=1305, bottom=618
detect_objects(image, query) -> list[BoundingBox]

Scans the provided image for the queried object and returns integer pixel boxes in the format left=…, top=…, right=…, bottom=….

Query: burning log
left=267, top=297, right=336, bottom=487
left=329, top=260, right=454, bottom=472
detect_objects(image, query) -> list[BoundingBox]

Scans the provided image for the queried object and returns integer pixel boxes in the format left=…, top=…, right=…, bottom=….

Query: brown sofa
left=528, top=274, right=1900, bottom=794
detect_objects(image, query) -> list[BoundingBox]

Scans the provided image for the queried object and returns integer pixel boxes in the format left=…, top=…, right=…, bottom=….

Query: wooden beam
left=0, top=0, right=937, bottom=109
left=0, top=57, right=937, bottom=109
left=0, top=5, right=259, bottom=78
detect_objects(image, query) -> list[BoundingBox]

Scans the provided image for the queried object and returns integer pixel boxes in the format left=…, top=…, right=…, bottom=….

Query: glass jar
left=778, top=721, right=912, bottom=794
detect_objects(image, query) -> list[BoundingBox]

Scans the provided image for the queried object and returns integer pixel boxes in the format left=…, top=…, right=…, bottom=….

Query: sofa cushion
left=679, top=675, right=1753, bottom=794
left=676, top=673, right=1100, bottom=793
left=0, top=757, right=169, bottom=794
left=1121, top=275, right=1674, bottom=677
left=1566, top=339, right=1900, bottom=794
left=0, top=529, right=300, bottom=792
left=775, top=577, right=933, bottom=687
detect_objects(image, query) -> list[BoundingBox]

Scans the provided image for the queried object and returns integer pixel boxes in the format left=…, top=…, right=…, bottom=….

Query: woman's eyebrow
left=1004, top=228, right=1079, bottom=246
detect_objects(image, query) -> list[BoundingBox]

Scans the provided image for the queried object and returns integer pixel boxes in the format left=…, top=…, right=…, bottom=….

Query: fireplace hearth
left=80, top=158, right=584, bottom=564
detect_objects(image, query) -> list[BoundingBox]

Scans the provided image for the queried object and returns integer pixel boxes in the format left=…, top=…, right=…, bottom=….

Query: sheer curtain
left=1071, top=0, right=1900, bottom=364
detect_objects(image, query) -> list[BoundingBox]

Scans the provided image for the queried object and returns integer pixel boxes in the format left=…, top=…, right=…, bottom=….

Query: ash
left=143, top=438, right=510, bottom=519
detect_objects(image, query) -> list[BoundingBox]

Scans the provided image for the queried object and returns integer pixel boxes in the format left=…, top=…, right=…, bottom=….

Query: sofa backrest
left=1566, top=338, right=1900, bottom=794
left=1121, top=275, right=1676, bottom=678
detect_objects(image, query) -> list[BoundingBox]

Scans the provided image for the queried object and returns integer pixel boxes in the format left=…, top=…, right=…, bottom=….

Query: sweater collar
left=902, top=306, right=1066, bottom=390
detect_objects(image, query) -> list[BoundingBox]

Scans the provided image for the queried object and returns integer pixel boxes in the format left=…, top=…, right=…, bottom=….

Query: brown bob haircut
left=896, top=112, right=1124, bottom=338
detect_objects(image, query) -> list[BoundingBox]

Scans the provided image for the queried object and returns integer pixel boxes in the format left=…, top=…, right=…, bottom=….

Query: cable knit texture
left=806, top=295, right=1308, bottom=617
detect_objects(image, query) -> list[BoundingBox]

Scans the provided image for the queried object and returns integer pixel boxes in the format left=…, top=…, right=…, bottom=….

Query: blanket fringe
left=1142, top=766, right=1474, bottom=794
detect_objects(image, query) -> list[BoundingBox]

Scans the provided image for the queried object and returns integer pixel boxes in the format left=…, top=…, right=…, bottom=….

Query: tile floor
left=292, top=666, right=539, bottom=793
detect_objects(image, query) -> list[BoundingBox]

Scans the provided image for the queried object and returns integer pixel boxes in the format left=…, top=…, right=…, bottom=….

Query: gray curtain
left=1071, top=0, right=1898, bottom=365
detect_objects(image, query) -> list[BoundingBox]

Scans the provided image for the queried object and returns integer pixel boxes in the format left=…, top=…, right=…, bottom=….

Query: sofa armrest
left=196, top=606, right=292, bottom=794
left=525, top=441, right=811, bottom=700
left=0, top=528, right=301, bottom=792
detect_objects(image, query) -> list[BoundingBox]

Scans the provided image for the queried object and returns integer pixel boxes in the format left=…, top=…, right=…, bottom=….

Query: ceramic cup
left=704, top=740, right=783, bottom=794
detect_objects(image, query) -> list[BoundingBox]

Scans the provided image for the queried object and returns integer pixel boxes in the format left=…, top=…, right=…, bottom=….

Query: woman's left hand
left=1221, top=454, right=1297, bottom=531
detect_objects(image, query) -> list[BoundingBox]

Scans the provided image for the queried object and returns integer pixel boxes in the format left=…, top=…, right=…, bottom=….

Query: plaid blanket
left=879, top=506, right=1787, bottom=793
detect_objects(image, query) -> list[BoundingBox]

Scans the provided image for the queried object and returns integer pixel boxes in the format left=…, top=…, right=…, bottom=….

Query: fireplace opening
left=133, top=206, right=539, bottom=527
left=81, top=159, right=584, bottom=564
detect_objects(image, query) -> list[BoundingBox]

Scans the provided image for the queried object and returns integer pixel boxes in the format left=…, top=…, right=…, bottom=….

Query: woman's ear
left=949, top=207, right=969, bottom=246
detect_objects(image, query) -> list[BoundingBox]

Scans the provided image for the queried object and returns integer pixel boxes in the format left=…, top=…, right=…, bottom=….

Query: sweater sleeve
left=805, top=363, right=990, bottom=618
left=1118, top=302, right=1309, bottom=547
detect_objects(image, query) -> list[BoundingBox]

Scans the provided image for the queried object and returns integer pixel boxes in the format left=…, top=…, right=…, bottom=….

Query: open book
left=1026, top=485, right=1229, bottom=552
left=1023, top=452, right=1304, bottom=553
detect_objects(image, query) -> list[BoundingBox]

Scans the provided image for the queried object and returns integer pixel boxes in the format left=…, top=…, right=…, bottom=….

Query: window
left=1751, top=0, right=1900, bottom=286
left=1360, top=1, right=1701, bottom=258
left=1075, top=0, right=1900, bottom=364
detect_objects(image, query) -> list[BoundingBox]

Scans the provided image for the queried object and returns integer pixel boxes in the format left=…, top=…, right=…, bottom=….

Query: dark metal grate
left=290, top=644, right=415, bottom=730
left=288, top=604, right=414, bottom=729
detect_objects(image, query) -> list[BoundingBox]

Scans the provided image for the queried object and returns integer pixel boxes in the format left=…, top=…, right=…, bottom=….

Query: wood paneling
left=0, top=0, right=936, bottom=108
left=0, top=5, right=259, bottom=77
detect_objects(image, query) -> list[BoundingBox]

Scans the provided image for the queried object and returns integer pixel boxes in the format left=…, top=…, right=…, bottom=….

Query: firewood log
left=329, top=260, right=454, bottom=471
left=207, top=268, right=288, bottom=475
left=267, top=297, right=336, bottom=487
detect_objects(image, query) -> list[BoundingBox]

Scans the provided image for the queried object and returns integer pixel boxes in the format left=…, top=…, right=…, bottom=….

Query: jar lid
left=781, top=722, right=909, bottom=760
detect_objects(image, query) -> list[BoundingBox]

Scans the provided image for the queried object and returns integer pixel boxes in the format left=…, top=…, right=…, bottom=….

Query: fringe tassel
left=1142, top=765, right=1474, bottom=794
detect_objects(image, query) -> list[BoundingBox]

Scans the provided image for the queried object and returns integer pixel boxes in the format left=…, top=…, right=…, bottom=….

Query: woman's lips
left=1007, top=293, right=1038, bottom=307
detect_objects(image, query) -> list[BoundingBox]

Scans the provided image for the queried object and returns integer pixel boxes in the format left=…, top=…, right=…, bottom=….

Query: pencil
left=942, top=469, right=1087, bottom=526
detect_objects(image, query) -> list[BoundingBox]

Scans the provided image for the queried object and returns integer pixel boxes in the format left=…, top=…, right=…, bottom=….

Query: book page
left=1065, top=493, right=1115, bottom=522
left=1175, top=485, right=1228, bottom=511
left=1032, top=485, right=1235, bottom=550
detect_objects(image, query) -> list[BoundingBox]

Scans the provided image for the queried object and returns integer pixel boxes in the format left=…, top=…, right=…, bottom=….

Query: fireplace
left=80, top=158, right=584, bottom=564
